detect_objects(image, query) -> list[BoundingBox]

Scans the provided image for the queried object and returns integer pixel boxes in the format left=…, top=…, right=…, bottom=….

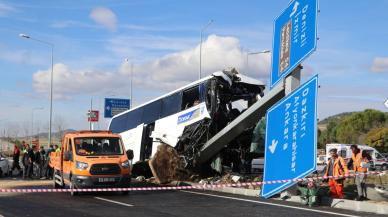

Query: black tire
left=381, top=164, right=388, bottom=171
left=5, top=166, right=10, bottom=176
left=53, top=170, right=63, bottom=189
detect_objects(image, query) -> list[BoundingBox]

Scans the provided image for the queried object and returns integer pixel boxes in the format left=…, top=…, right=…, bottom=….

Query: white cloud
left=0, top=2, right=16, bottom=16
left=32, top=63, right=128, bottom=100
left=89, top=7, right=117, bottom=31
left=123, top=34, right=271, bottom=90
left=370, top=57, right=388, bottom=73
left=32, top=35, right=271, bottom=101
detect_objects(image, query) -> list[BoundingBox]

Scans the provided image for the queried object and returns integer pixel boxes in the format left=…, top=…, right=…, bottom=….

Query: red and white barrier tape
left=1, top=170, right=386, bottom=193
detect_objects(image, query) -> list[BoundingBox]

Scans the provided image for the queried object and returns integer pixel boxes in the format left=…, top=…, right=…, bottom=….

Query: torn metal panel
left=197, top=81, right=284, bottom=164
left=173, top=68, right=271, bottom=173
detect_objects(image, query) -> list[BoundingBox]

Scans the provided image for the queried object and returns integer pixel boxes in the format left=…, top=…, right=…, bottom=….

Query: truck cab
left=50, top=131, right=133, bottom=195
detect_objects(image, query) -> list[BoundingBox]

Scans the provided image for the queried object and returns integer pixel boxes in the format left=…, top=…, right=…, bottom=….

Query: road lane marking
left=181, top=190, right=360, bottom=217
left=94, top=197, right=134, bottom=207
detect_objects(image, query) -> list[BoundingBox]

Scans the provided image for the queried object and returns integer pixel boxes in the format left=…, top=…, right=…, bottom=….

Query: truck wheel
left=70, top=180, right=78, bottom=196
left=53, top=170, right=63, bottom=189
left=382, top=164, right=388, bottom=171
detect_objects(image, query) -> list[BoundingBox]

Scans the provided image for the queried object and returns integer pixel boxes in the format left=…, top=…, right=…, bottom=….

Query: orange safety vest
left=325, top=156, right=349, bottom=177
left=352, top=152, right=368, bottom=173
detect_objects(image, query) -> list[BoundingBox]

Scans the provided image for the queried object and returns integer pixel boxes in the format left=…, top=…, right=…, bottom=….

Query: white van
left=325, top=144, right=388, bottom=171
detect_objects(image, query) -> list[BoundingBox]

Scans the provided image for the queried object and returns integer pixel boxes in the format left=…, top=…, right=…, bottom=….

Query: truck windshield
left=74, top=137, right=123, bottom=156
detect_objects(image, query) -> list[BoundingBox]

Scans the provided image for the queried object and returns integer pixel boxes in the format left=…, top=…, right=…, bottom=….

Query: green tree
left=319, top=109, right=387, bottom=146
left=365, top=127, right=388, bottom=153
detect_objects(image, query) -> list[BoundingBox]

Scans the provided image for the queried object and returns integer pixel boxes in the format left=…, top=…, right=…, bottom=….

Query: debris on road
left=148, top=143, right=188, bottom=184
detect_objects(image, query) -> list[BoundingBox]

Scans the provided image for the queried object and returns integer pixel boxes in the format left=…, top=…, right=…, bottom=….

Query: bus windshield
left=74, top=137, right=123, bottom=156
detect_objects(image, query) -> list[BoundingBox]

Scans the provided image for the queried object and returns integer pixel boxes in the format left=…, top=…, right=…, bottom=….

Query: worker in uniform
left=348, top=145, right=371, bottom=201
left=325, top=148, right=349, bottom=199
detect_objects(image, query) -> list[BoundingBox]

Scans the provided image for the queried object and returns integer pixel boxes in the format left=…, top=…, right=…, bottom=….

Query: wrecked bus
left=108, top=68, right=265, bottom=178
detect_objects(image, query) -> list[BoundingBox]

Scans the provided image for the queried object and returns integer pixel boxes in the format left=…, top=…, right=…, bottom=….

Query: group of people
left=10, top=141, right=58, bottom=180
left=324, top=144, right=371, bottom=201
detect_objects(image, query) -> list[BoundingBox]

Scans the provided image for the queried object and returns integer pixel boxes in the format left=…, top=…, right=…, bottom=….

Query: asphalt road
left=0, top=181, right=383, bottom=217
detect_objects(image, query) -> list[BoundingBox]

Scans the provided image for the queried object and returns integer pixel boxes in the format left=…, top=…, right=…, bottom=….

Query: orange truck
left=50, top=130, right=134, bottom=195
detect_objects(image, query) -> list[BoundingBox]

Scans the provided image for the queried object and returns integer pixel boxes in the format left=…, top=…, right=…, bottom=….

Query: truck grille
left=90, top=163, right=121, bottom=175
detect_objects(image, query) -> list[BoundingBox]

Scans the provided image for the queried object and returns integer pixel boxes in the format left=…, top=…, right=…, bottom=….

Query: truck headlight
left=76, top=161, right=89, bottom=170
left=121, top=160, right=131, bottom=168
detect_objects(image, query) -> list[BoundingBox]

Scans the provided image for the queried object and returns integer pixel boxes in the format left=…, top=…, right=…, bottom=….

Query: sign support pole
left=284, top=65, right=302, bottom=95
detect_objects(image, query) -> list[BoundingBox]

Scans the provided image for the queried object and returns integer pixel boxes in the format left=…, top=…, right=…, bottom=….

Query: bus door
left=140, top=123, right=155, bottom=161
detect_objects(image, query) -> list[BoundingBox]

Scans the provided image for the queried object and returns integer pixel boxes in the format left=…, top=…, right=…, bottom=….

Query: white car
left=0, top=153, right=10, bottom=177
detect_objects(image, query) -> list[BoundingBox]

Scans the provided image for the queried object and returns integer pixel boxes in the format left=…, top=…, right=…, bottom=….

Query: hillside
left=318, top=109, right=388, bottom=152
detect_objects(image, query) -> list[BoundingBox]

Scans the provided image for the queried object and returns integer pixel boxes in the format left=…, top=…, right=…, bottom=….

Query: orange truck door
left=63, top=138, right=73, bottom=182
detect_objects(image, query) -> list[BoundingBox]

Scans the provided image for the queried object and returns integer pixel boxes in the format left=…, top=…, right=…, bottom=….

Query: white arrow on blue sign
left=270, top=0, right=318, bottom=89
left=261, top=74, right=318, bottom=198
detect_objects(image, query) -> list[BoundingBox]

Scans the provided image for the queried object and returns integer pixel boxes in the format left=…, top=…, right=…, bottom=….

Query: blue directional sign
left=261, top=75, right=318, bottom=198
left=270, top=0, right=318, bottom=89
left=104, top=98, right=130, bottom=118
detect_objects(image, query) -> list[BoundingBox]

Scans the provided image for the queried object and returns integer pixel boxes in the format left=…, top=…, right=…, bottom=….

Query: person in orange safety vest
left=325, top=148, right=349, bottom=199
left=348, top=145, right=371, bottom=201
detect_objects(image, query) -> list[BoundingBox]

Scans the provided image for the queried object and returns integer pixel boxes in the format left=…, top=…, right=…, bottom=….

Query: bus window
left=142, top=100, right=161, bottom=124
left=161, top=92, right=182, bottom=118
left=127, top=108, right=143, bottom=129
left=181, top=86, right=200, bottom=110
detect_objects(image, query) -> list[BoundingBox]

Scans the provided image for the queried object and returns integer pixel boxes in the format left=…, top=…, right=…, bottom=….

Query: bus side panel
left=120, top=124, right=144, bottom=163
left=152, top=103, right=210, bottom=157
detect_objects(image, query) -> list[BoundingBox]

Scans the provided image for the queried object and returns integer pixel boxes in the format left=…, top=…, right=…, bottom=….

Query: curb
left=189, top=184, right=388, bottom=215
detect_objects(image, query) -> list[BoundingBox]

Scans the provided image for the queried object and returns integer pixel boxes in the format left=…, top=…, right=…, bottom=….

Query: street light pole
left=199, top=20, right=213, bottom=79
left=20, top=33, right=54, bottom=147
left=246, top=50, right=271, bottom=72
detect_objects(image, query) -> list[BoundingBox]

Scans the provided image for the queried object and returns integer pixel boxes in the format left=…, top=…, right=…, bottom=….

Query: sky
left=0, top=0, right=388, bottom=136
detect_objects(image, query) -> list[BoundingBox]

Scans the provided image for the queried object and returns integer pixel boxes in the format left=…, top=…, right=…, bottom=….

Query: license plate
left=98, top=177, right=115, bottom=182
